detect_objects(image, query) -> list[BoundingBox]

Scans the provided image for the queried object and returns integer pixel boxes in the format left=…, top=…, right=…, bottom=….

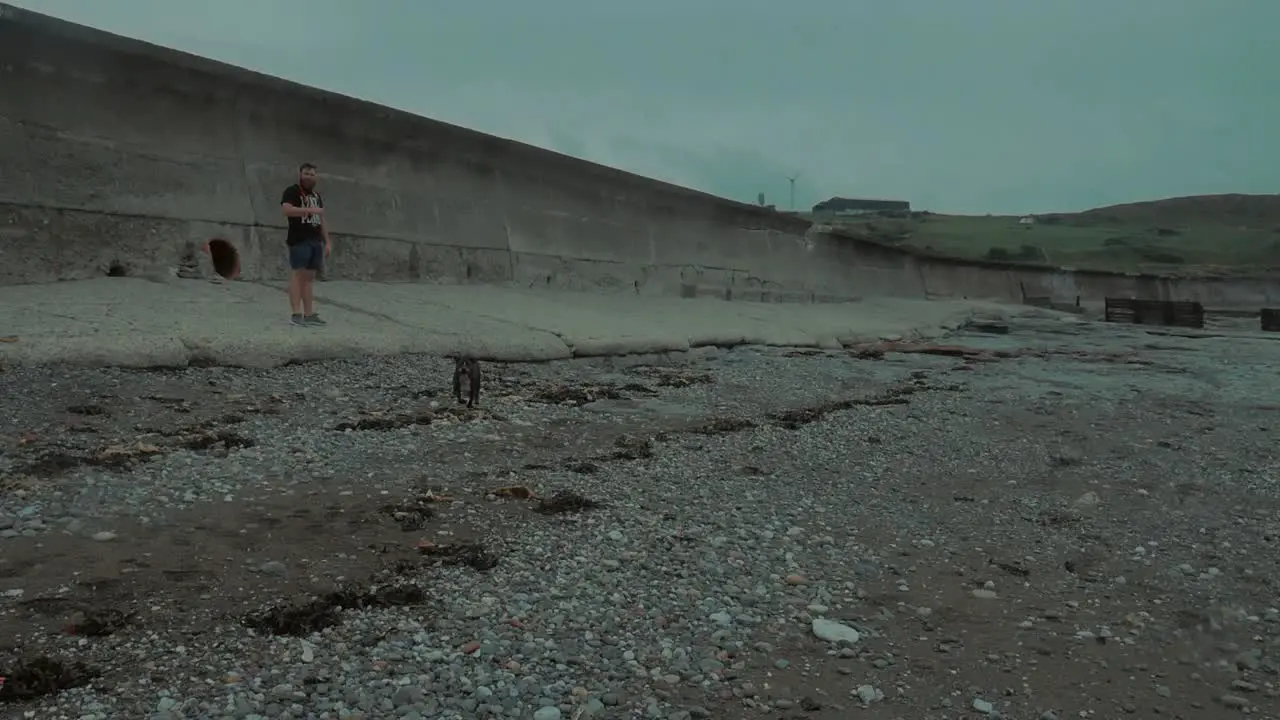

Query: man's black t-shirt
left=281, top=184, right=324, bottom=246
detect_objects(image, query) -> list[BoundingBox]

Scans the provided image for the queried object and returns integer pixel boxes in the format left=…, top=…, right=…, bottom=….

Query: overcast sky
left=12, top=0, right=1280, bottom=214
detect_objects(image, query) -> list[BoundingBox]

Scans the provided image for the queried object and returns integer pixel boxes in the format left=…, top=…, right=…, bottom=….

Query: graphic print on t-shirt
left=300, top=191, right=322, bottom=227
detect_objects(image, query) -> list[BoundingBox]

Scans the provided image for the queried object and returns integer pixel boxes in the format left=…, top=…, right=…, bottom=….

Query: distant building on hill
left=812, top=197, right=911, bottom=217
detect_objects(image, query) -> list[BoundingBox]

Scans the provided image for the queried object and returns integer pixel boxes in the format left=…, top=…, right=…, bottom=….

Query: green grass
left=813, top=210, right=1280, bottom=275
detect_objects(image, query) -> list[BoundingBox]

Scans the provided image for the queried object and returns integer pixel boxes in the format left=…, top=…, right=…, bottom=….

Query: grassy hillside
left=815, top=193, right=1280, bottom=274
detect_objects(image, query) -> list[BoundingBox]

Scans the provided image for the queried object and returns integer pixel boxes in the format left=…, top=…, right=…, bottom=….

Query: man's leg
left=288, top=272, right=306, bottom=324
left=303, top=240, right=327, bottom=325
left=287, top=244, right=306, bottom=325
left=301, top=270, right=316, bottom=316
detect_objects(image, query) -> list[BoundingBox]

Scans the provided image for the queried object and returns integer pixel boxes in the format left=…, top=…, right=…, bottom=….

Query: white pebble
left=812, top=618, right=860, bottom=644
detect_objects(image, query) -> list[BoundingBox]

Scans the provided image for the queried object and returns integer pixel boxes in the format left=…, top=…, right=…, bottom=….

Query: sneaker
left=290, top=314, right=305, bottom=326
left=304, top=314, right=327, bottom=326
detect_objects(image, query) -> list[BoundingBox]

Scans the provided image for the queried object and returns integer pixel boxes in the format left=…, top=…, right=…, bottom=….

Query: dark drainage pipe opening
left=106, top=261, right=128, bottom=277
left=205, top=238, right=240, bottom=280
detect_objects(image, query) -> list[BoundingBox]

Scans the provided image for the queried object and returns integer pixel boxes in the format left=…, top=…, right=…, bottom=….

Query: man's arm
left=319, top=196, right=332, bottom=254
left=281, top=203, right=322, bottom=218
left=280, top=186, right=323, bottom=218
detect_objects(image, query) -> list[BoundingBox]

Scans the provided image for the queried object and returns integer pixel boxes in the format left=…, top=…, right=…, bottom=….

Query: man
left=280, top=162, right=331, bottom=326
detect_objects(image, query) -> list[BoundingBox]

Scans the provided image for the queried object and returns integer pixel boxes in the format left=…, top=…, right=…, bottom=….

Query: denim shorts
left=288, top=239, right=325, bottom=271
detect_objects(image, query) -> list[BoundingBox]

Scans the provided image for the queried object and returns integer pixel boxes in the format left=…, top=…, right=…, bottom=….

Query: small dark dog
left=452, top=356, right=482, bottom=408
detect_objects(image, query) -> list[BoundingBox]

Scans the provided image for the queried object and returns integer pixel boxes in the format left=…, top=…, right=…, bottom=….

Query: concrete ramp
left=0, top=279, right=1037, bottom=368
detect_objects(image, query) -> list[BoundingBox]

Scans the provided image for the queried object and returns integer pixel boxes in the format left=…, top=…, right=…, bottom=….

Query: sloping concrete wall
left=0, top=4, right=844, bottom=302
left=809, top=228, right=1280, bottom=308
left=3, top=4, right=1278, bottom=310
left=908, top=253, right=1280, bottom=308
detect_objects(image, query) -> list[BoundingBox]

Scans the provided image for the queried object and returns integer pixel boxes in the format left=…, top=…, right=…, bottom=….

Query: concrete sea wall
left=1, top=3, right=1277, bottom=309
left=0, top=4, right=848, bottom=302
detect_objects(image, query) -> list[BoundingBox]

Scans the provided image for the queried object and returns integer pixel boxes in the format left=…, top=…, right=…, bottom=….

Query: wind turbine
left=785, top=172, right=802, bottom=211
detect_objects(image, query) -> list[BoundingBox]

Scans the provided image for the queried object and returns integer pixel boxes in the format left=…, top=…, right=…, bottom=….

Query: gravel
left=1, top=314, right=1278, bottom=719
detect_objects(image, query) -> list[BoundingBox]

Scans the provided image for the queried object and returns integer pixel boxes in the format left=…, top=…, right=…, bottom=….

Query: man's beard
left=300, top=179, right=315, bottom=191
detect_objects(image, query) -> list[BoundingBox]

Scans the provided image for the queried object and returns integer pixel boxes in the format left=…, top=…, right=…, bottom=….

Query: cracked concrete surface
left=0, top=278, right=1053, bottom=368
